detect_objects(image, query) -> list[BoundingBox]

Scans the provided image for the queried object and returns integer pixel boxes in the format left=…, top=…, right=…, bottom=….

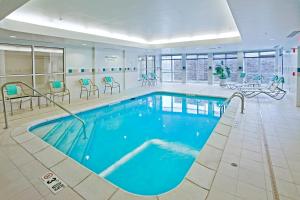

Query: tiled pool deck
left=0, top=83, right=300, bottom=200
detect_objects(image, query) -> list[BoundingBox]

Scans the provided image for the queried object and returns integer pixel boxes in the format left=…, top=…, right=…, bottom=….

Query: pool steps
left=32, top=118, right=96, bottom=162
left=55, top=120, right=83, bottom=153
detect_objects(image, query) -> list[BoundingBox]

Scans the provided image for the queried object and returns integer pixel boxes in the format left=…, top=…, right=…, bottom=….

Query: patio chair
left=49, top=80, right=70, bottom=104
left=240, top=77, right=286, bottom=100
left=148, top=72, right=158, bottom=86
left=103, top=76, right=120, bottom=94
left=3, top=84, right=33, bottom=115
left=79, top=78, right=99, bottom=100
left=140, top=74, right=150, bottom=86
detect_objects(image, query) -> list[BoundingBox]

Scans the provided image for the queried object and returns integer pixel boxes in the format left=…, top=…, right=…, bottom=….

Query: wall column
left=296, top=46, right=300, bottom=107
left=208, top=53, right=213, bottom=85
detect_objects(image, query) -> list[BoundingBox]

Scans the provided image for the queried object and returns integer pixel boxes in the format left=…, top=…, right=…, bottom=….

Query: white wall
left=65, top=46, right=94, bottom=99
left=65, top=45, right=146, bottom=99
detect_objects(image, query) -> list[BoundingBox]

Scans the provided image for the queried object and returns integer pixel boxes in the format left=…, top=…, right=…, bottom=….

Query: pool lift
left=1, top=81, right=87, bottom=139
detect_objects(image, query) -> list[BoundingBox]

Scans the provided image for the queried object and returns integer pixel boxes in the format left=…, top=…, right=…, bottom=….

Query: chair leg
left=19, top=99, right=22, bottom=109
left=30, top=98, right=33, bottom=110
left=10, top=100, right=13, bottom=116
left=68, top=93, right=71, bottom=104
left=104, top=86, right=106, bottom=94
left=80, top=89, right=82, bottom=99
left=87, top=90, right=89, bottom=100
left=97, top=89, right=100, bottom=98
left=118, top=86, right=120, bottom=93
left=111, top=87, right=112, bottom=95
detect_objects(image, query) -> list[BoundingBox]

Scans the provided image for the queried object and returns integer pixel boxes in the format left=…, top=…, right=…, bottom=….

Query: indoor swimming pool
left=29, top=92, right=226, bottom=195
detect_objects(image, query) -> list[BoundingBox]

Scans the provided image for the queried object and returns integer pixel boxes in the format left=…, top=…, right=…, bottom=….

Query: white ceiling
left=0, top=0, right=299, bottom=51
left=0, top=0, right=240, bottom=47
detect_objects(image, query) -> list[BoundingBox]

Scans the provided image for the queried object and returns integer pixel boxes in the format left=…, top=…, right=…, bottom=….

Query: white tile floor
left=0, top=83, right=299, bottom=200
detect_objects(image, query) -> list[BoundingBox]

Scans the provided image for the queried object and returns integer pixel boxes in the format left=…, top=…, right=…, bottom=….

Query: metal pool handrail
left=1, top=81, right=87, bottom=139
left=221, top=92, right=245, bottom=114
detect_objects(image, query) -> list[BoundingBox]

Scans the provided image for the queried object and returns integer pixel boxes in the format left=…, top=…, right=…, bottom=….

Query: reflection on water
left=153, top=95, right=223, bottom=118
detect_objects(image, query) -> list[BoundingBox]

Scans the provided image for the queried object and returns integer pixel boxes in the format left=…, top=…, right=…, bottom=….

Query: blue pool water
left=29, top=92, right=225, bottom=195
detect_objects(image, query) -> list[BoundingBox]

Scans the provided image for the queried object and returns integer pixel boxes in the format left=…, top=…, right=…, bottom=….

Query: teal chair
left=103, top=76, right=120, bottom=94
left=148, top=73, right=158, bottom=86
left=79, top=79, right=99, bottom=100
left=49, top=80, right=70, bottom=104
left=3, top=84, right=33, bottom=115
left=141, top=74, right=149, bottom=86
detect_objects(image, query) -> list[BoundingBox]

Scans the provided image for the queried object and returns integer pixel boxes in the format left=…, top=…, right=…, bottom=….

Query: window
left=34, top=47, right=64, bottom=92
left=244, top=51, right=276, bottom=83
left=138, top=55, right=156, bottom=78
left=161, top=55, right=183, bottom=82
left=186, top=54, right=208, bottom=82
left=213, top=53, right=238, bottom=82
left=0, top=44, right=64, bottom=98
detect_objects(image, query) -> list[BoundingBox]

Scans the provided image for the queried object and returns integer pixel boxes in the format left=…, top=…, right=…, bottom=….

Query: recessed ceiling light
left=269, top=38, right=275, bottom=41
left=9, top=35, right=16, bottom=38
left=82, top=43, right=87, bottom=46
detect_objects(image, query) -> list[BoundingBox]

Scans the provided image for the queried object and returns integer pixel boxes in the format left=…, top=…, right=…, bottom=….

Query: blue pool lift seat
left=3, top=83, right=33, bottom=115
left=103, top=76, right=120, bottom=94
left=79, top=78, right=99, bottom=100
left=49, top=80, right=71, bottom=104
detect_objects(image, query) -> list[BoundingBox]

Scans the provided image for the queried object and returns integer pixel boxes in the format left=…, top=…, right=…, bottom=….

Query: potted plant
left=214, top=65, right=228, bottom=86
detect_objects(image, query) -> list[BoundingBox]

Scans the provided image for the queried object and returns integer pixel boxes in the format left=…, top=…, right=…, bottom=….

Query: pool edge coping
left=10, top=89, right=240, bottom=200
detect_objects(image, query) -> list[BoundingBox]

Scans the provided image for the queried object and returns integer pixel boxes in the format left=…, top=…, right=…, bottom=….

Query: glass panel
left=161, top=56, right=171, bottom=60
left=260, top=51, right=275, bottom=57
left=244, top=52, right=259, bottom=58
left=197, top=58, right=208, bottom=81
left=138, top=56, right=146, bottom=77
left=172, top=59, right=183, bottom=81
left=147, top=56, right=155, bottom=74
left=186, top=55, right=197, bottom=59
left=35, top=74, right=64, bottom=93
left=260, top=57, right=275, bottom=83
left=244, top=57, right=260, bottom=81
left=186, top=59, right=197, bottom=81
left=172, top=55, right=182, bottom=59
left=0, top=45, right=32, bottom=75
left=198, top=54, right=208, bottom=59
left=162, top=60, right=171, bottom=72
left=226, top=58, right=238, bottom=82
left=226, top=53, right=237, bottom=59
left=35, top=47, right=64, bottom=74
left=213, top=54, right=225, bottom=59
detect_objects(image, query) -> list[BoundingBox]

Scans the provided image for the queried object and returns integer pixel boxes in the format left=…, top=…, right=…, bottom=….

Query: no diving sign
left=41, top=172, right=65, bottom=194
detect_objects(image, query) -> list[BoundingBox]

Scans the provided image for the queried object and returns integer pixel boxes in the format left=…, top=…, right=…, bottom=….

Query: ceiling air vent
left=287, top=31, right=300, bottom=38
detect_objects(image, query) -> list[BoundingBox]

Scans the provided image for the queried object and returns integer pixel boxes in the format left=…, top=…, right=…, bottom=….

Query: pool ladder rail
left=221, top=92, right=245, bottom=115
left=1, top=81, right=87, bottom=139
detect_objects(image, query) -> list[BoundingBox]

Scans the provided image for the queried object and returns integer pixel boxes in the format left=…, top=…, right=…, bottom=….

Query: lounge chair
left=103, top=76, right=120, bottom=94
left=240, top=77, right=286, bottom=100
left=3, top=84, right=33, bottom=115
left=49, top=80, right=70, bottom=104
left=226, top=74, right=263, bottom=90
left=79, top=79, right=99, bottom=100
